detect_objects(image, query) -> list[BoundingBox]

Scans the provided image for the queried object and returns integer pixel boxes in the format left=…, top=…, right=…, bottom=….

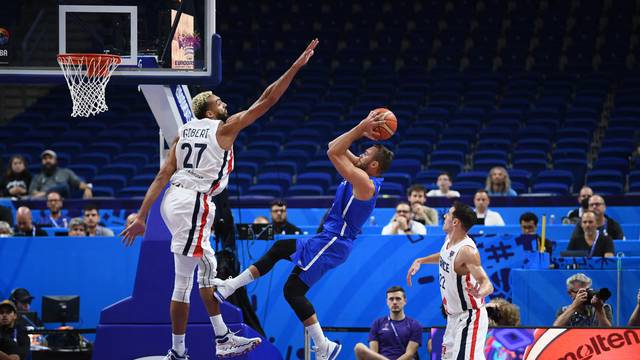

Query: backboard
left=0, top=0, right=220, bottom=85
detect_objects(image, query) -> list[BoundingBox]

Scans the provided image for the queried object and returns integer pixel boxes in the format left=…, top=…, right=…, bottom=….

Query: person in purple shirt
left=354, top=286, right=422, bottom=360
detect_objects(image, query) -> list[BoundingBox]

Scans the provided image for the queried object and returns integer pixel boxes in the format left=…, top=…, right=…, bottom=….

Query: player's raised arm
left=459, top=246, right=494, bottom=298
left=327, top=112, right=386, bottom=200
left=120, top=141, right=178, bottom=246
left=216, top=39, right=319, bottom=149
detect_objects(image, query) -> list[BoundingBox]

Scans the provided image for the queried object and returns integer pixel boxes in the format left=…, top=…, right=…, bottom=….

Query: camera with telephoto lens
left=585, top=288, right=611, bottom=303
left=486, top=306, right=502, bottom=323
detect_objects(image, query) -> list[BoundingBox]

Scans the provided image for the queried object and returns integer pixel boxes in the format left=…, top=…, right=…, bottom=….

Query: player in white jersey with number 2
left=121, top=38, right=319, bottom=360
left=406, top=202, right=494, bottom=360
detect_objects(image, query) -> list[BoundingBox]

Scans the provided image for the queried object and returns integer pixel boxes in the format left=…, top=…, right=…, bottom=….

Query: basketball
left=372, top=108, right=397, bottom=140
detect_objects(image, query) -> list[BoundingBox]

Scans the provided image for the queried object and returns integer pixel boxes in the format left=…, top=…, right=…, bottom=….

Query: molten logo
left=558, top=330, right=640, bottom=360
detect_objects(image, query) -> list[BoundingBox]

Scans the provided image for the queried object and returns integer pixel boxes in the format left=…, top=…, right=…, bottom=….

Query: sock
left=306, top=322, right=326, bottom=347
left=210, top=314, right=229, bottom=338
left=228, top=269, right=255, bottom=290
left=172, top=333, right=186, bottom=355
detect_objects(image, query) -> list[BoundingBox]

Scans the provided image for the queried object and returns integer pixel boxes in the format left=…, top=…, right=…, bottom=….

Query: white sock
left=172, top=333, right=186, bottom=355
left=306, top=322, right=326, bottom=347
left=210, top=314, right=229, bottom=337
left=228, top=268, right=255, bottom=290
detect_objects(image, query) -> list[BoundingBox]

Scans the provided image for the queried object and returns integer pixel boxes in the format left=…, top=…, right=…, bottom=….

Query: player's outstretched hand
left=293, top=38, right=319, bottom=68
left=406, top=260, right=421, bottom=287
left=360, top=111, right=386, bottom=140
left=121, top=217, right=146, bottom=247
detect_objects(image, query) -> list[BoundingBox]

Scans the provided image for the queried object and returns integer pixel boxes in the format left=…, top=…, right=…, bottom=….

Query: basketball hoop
left=57, top=53, right=121, bottom=117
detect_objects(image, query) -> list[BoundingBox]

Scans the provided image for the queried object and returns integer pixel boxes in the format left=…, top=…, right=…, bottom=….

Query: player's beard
left=355, top=158, right=369, bottom=171
left=219, top=109, right=229, bottom=121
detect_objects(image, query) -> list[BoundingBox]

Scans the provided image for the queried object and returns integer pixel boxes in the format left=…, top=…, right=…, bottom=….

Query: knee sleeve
left=173, top=253, right=199, bottom=303
left=172, top=273, right=194, bottom=303
left=253, top=239, right=297, bottom=275
left=283, top=273, right=315, bottom=322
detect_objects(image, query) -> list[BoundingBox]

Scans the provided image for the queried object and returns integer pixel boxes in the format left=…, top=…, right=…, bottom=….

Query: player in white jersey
left=121, top=38, right=319, bottom=360
left=406, top=202, right=494, bottom=360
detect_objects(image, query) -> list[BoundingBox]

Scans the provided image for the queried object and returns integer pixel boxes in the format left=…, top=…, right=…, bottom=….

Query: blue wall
left=0, top=236, right=140, bottom=330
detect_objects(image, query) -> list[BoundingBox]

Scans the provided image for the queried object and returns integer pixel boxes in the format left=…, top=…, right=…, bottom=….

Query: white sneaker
left=312, top=338, right=341, bottom=360
left=215, top=330, right=262, bottom=358
left=212, top=278, right=236, bottom=303
left=164, top=349, right=189, bottom=360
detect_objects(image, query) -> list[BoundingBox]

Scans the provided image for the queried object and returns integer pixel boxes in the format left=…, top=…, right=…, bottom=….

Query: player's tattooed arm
left=217, top=39, right=318, bottom=149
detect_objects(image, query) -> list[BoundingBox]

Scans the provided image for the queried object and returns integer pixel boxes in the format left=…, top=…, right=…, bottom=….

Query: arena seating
left=1, top=0, right=639, bottom=199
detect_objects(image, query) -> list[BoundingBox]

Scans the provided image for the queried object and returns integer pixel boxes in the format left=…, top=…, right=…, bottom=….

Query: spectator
left=0, top=300, right=25, bottom=360
left=517, top=212, right=553, bottom=254
left=0, top=222, right=13, bottom=237
left=473, top=190, right=505, bottom=226
left=564, top=186, right=593, bottom=224
left=253, top=215, right=269, bottom=224
left=426, top=172, right=460, bottom=198
left=13, top=207, right=46, bottom=237
left=354, top=286, right=422, bottom=360
left=0, top=155, right=31, bottom=199
left=67, top=218, right=87, bottom=237
left=382, top=202, right=427, bottom=235
left=406, top=184, right=438, bottom=225
left=126, top=213, right=138, bottom=227
left=37, top=191, right=70, bottom=228
left=269, top=199, right=301, bottom=235
left=570, top=195, right=624, bottom=241
left=553, top=273, right=612, bottom=327
left=629, top=289, right=640, bottom=327
left=83, top=204, right=114, bottom=236
left=28, top=150, right=93, bottom=199
left=485, top=166, right=517, bottom=196
left=567, top=211, right=615, bottom=258
left=485, top=298, right=521, bottom=326
left=9, top=288, right=42, bottom=329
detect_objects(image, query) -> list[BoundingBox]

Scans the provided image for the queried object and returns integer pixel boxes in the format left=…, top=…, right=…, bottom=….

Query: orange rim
left=57, top=53, right=121, bottom=77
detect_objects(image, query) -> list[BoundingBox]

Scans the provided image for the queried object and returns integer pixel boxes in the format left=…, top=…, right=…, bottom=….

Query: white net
left=57, top=54, right=121, bottom=117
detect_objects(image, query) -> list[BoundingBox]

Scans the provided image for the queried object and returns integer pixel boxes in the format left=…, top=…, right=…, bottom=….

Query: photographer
left=486, top=298, right=521, bottom=326
left=0, top=300, right=29, bottom=360
left=553, top=273, right=612, bottom=328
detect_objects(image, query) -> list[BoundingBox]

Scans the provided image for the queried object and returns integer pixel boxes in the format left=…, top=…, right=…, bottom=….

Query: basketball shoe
left=164, top=349, right=189, bottom=360
left=215, top=329, right=262, bottom=358
left=312, top=338, right=341, bottom=360
left=212, top=278, right=235, bottom=303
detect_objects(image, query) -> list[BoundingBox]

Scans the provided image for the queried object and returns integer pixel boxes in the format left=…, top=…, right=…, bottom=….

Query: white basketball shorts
left=161, top=184, right=216, bottom=257
left=442, top=307, right=488, bottom=360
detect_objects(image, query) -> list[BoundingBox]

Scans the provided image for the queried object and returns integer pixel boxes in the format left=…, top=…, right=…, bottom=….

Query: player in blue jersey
left=213, top=111, right=394, bottom=360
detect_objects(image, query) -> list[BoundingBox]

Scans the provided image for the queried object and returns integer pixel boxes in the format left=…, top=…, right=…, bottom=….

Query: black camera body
left=486, top=306, right=501, bottom=323
left=585, top=287, right=611, bottom=302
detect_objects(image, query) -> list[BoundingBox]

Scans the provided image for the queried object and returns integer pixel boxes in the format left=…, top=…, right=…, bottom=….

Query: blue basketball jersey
left=322, top=177, right=384, bottom=239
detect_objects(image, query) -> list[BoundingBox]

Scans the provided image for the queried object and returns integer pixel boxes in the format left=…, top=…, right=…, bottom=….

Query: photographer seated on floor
left=553, top=273, right=612, bottom=328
